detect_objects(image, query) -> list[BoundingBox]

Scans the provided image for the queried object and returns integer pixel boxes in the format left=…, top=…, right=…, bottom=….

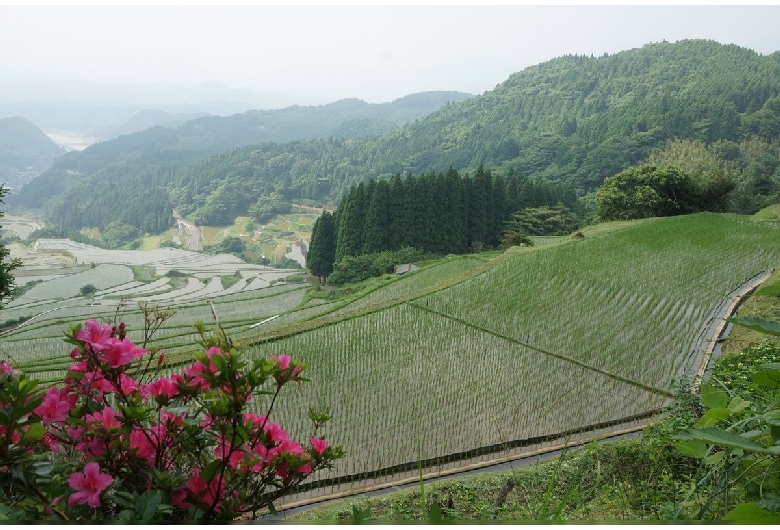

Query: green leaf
left=676, top=428, right=780, bottom=454
left=763, top=410, right=780, bottom=426
left=759, top=493, right=780, bottom=512
left=700, top=384, right=729, bottom=409
left=199, top=459, right=223, bottom=482
left=704, top=450, right=726, bottom=466
left=23, top=423, right=45, bottom=442
left=729, top=317, right=780, bottom=337
left=751, top=368, right=780, bottom=388
left=723, top=502, right=780, bottom=523
left=771, top=425, right=780, bottom=443
left=674, top=440, right=707, bottom=458
left=755, top=282, right=780, bottom=296
left=136, top=490, right=161, bottom=522
left=695, top=408, right=731, bottom=428
left=727, top=396, right=752, bottom=414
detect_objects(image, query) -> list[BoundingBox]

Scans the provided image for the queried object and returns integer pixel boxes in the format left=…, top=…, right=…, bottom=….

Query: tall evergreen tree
left=468, top=164, right=491, bottom=249
left=387, top=173, right=405, bottom=251
left=335, top=182, right=368, bottom=261
left=362, top=179, right=390, bottom=254
left=306, top=211, right=336, bottom=283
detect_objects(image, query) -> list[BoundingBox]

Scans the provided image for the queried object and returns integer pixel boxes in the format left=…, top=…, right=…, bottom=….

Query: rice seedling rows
left=245, top=304, right=666, bottom=481
left=329, top=256, right=485, bottom=317
left=5, top=264, right=134, bottom=306
left=420, top=214, right=780, bottom=390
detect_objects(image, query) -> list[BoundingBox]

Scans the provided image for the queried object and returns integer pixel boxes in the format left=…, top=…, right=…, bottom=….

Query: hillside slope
left=0, top=116, right=67, bottom=191
left=19, top=40, right=780, bottom=234
left=14, top=91, right=472, bottom=210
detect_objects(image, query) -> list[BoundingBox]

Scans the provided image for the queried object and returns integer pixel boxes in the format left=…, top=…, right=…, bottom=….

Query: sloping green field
left=3, top=213, right=780, bottom=490
left=242, top=213, right=780, bottom=485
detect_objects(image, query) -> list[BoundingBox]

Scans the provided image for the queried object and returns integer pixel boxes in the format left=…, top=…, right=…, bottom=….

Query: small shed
left=395, top=263, right=419, bottom=275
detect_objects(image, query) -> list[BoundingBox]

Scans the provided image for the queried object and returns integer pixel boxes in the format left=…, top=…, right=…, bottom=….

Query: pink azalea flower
left=73, top=369, right=114, bottom=400
left=117, top=373, right=139, bottom=395
left=264, top=422, right=288, bottom=443
left=34, top=387, right=76, bottom=424
left=99, top=338, right=146, bottom=368
left=270, top=354, right=291, bottom=370
left=171, top=489, right=190, bottom=510
left=75, top=320, right=114, bottom=353
left=206, top=346, right=228, bottom=362
left=161, top=410, right=185, bottom=427
left=270, top=354, right=303, bottom=384
left=68, top=462, right=113, bottom=508
left=186, top=468, right=224, bottom=513
left=310, top=437, right=328, bottom=455
left=0, top=361, right=16, bottom=374
left=142, top=376, right=177, bottom=404
left=0, top=425, right=21, bottom=444
left=85, top=406, right=122, bottom=431
left=128, top=428, right=156, bottom=467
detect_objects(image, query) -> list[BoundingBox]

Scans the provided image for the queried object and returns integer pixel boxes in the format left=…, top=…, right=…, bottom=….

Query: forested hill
left=23, top=40, right=780, bottom=234
left=0, top=116, right=66, bottom=191
left=13, top=91, right=472, bottom=210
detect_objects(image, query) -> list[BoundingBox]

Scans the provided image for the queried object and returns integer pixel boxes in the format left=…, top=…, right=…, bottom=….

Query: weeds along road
left=262, top=429, right=642, bottom=520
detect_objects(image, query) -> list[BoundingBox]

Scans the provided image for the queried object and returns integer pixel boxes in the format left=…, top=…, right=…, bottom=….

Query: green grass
left=288, top=439, right=697, bottom=522
left=750, top=203, right=780, bottom=222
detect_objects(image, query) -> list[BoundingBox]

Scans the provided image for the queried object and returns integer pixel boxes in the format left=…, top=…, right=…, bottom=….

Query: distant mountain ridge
left=0, top=116, right=67, bottom=191
left=95, top=109, right=213, bottom=140
left=16, top=39, right=780, bottom=236
left=13, top=91, right=472, bottom=211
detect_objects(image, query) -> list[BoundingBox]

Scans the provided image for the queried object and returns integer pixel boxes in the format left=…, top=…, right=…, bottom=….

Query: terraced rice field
left=237, top=213, right=780, bottom=486
left=4, top=213, right=780, bottom=492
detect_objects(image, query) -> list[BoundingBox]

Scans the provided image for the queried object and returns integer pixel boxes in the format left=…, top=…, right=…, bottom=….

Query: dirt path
left=173, top=210, right=202, bottom=251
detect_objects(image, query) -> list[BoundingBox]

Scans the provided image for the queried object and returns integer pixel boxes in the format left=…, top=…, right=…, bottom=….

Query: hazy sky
left=2, top=4, right=780, bottom=105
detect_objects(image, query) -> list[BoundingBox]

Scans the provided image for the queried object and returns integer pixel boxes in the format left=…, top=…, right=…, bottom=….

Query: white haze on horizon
left=1, top=5, right=779, bottom=109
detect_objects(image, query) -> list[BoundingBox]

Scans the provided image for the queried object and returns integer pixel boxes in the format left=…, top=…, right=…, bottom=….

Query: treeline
left=14, top=92, right=470, bottom=212
left=15, top=40, right=780, bottom=236
left=306, top=167, right=578, bottom=282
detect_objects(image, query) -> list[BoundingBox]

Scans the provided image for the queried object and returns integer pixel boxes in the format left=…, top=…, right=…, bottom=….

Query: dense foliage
left=595, top=164, right=735, bottom=221
left=14, top=92, right=470, bottom=217
left=327, top=247, right=433, bottom=286
left=306, top=211, right=336, bottom=284
left=332, top=167, right=576, bottom=261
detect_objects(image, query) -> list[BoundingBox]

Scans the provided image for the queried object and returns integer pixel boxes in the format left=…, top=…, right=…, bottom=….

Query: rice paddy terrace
left=2, top=212, right=780, bottom=498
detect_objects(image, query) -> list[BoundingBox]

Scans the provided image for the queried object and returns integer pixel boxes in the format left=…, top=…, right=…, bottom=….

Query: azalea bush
left=0, top=319, right=342, bottom=521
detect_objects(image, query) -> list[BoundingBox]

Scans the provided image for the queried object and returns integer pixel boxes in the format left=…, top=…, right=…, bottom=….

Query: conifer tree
left=362, top=179, right=390, bottom=254
left=387, top=173, right=405, bottom=251
left=306, top=211, right=336, bottom=283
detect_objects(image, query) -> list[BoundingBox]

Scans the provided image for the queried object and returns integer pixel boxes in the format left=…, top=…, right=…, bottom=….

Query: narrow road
left=172, top=210, right=202, bottom=251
